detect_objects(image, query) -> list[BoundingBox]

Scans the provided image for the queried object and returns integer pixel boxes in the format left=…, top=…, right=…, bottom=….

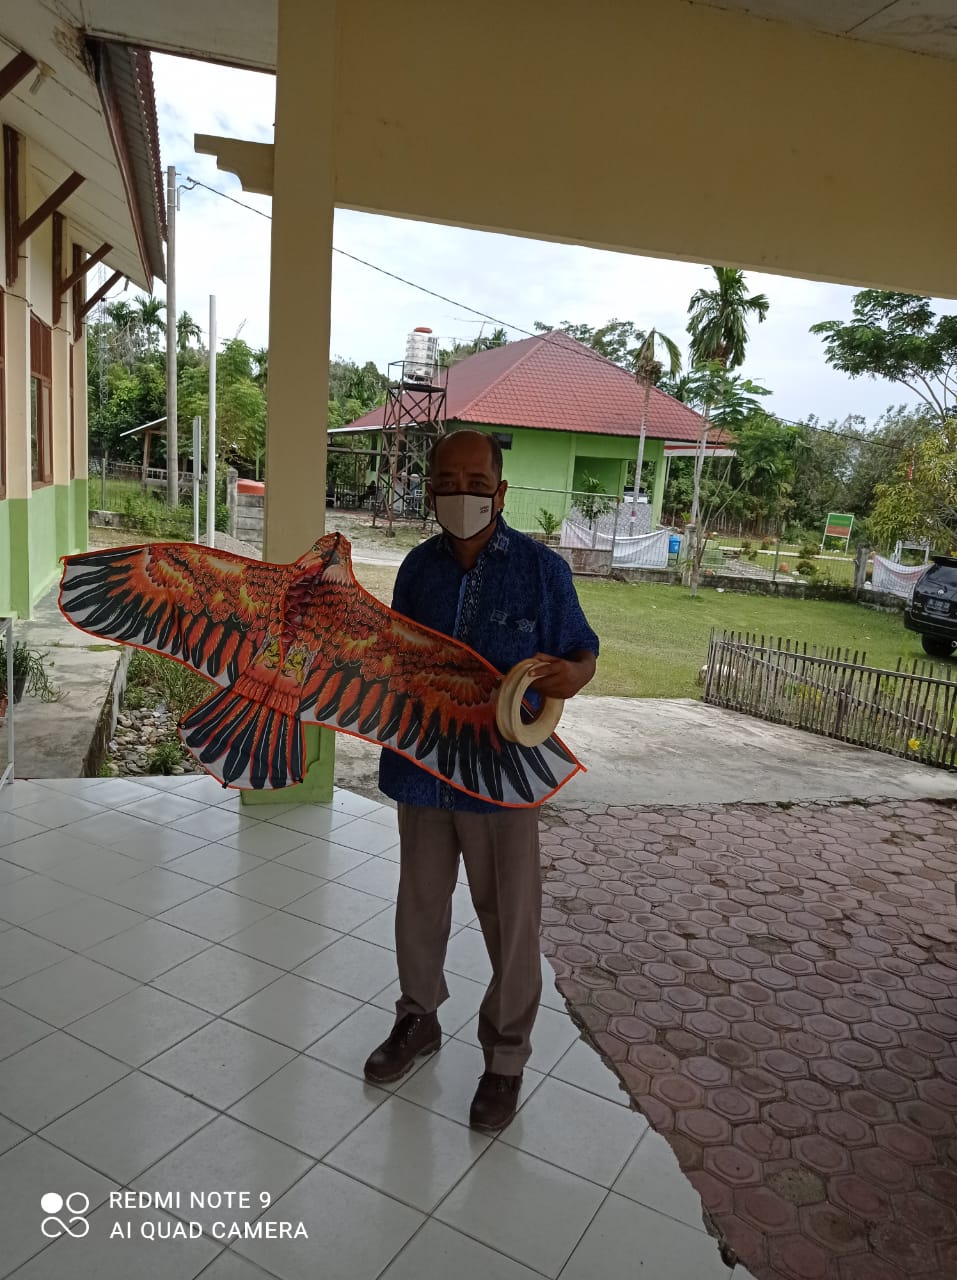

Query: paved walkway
left=541, top=797, right=957, bottom=1280
left=0, top=776, right=745, bottom=1280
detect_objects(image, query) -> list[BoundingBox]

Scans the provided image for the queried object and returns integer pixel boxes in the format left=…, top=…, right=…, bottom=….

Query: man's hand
left=527, top=649, right=597, bottom=699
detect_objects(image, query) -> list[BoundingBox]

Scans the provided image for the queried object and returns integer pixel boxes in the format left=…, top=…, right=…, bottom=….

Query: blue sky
left=146, top=53, right=945, bottom=428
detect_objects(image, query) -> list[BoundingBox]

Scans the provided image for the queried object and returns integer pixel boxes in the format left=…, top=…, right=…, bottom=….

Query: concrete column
left=226, top=467, right=238, bottom=538
left=3, top=289, right=30, bottom=503
left=650, top=443, right=667, bottom=528
left=71, top=327, right=89, bottom=553
left=2, top=288, right=32, bottom=618
left=50, top=320, right=71, bottom=559
left=245, top=0, right=338, bottom=806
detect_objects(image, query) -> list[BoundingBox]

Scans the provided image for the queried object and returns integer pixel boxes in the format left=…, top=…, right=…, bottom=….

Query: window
left=30, top=315, right=52, bottom=486
left=0, top=289, right=5, bottom=498
left=492, top=432, right=513, bottom=450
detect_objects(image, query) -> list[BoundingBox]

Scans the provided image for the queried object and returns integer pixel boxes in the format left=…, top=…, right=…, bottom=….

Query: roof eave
left=88, top=39, right=166, bottom=287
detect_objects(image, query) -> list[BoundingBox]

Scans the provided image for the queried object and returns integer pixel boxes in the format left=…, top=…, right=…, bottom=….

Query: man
left=365, top=429, right=599, bottom=1131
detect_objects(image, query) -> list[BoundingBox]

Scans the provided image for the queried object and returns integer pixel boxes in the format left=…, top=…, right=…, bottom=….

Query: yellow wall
left=326, top=0, right=957, bottom=297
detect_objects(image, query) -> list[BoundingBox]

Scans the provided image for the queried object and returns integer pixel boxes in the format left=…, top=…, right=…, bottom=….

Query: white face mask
left=433, top=490, right=499, bottom=541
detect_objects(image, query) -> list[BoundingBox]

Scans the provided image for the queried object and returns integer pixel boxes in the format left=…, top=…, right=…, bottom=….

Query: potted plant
left=0, top=640, right=60, bottom=704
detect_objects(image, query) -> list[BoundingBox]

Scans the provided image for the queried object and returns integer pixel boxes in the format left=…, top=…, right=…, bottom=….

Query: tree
left=251, top=347, right=269, bottom=391
left=533, top=318, right=645, bottom=369
left=178, top=338, right=268, bottom=473
left=439, top=327, right=509, bottom=367
left=176, top=311, right=202, bottom=353
left=632, top=328, right=682, bottom=502
left=684, top=268, right=770, bottom=592
left=678, top=360, right=772, bottom=593
left=134, top=295, right=166, bottom=355
left=868, top=417, right=957, bottom=550
left=687, top=267, right=770, bottom=370
left=810, top=291, right=957, bottom=423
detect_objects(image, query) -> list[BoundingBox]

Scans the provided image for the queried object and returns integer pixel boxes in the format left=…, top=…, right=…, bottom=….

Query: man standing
left=365, top=430, right=599, bottom=1131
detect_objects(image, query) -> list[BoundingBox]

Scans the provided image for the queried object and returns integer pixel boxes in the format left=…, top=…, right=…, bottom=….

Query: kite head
left=296, top=532, right=353, bottom=586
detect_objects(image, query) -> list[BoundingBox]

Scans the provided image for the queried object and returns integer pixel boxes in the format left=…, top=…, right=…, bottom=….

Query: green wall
left=447, top=421, right=667, bottom=528
left=0, top=479, right=88, bottom=617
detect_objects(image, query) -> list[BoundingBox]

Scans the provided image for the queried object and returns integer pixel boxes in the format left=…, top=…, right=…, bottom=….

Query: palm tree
left=632, top=328, right=682, bottom=504
left=686, top=267, right=769, bottom=369
left=177, top=311, right=202, bottom=353
left=105, top=299, right=139, bottom=368
left=134, top=295, right=167, bottom=354
left=684, top=269, right=768, bottom=595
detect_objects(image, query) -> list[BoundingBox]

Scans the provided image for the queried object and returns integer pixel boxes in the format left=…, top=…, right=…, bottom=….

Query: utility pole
left=207, top=295, right=217, bottom=547
left=165, top=164, right=178, bottom=507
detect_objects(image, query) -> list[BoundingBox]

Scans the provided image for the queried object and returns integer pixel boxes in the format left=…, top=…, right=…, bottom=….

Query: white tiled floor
left=0, top=776, right=732, bottom=1280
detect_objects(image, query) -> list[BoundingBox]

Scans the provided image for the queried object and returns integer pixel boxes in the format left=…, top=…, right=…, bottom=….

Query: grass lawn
left=573, top=579, right=945, bottom=699
left=348, top=558, right=945, bottom=701
left=89, top=477, right=147, bottom=511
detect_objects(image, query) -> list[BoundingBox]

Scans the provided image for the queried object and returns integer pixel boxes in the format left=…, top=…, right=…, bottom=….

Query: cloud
left=147, top=52, right=941, bottom=427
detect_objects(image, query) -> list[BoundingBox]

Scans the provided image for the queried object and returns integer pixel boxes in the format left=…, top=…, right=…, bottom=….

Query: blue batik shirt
left=378, top=516, right=600, bottom=813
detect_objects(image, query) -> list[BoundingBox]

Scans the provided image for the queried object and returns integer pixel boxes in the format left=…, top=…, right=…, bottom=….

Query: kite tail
left=180, top=688, right=304, bottom=789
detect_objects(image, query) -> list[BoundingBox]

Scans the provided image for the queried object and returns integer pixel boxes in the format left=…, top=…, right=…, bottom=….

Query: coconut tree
left=632, top=328, right=682, bottom=504
left=176, top=311, right=202, bottom=353
left=687, top=267, right=769, bottom=370
left=134, top=295, right=167, bottom=354
left=684, top=268, right=770, bottom=592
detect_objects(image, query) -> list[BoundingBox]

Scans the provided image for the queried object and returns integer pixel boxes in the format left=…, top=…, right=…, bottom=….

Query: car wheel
left=921, top=635, right=956, bottom=659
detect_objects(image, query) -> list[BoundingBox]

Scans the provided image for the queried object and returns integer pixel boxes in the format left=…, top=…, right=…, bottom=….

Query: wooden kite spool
left=496, top=658, right=565, bottom=747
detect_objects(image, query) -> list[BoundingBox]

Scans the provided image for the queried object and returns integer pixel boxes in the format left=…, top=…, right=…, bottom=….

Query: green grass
left=574, top=579, right=946, bottom=699
left=90, top=478, right=145, bottom=511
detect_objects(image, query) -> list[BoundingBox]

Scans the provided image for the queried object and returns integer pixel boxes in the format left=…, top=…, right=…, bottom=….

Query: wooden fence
left=703, top=631, right=957, bottom=770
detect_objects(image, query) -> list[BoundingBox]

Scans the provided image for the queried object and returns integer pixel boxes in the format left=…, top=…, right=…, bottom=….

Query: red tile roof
left=344, top=330, right=714, bottom=443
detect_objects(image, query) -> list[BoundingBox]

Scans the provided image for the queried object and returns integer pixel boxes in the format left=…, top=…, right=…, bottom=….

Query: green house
left=0, top=43, right=165, bottom=619
left=343, top=329, right=713, bottom=532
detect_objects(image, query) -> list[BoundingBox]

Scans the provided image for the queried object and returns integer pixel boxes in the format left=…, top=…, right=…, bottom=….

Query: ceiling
left=61, top=0, right=957, bottom=71
left=696, top=1, right=957, bottom=61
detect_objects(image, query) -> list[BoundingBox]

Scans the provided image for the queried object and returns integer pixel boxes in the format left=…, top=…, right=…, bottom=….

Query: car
left=904, top=555, right=957, bottom=658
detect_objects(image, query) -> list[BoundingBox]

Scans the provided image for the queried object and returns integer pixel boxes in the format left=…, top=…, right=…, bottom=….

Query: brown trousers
left=394, top=802, right=542, bottom=1075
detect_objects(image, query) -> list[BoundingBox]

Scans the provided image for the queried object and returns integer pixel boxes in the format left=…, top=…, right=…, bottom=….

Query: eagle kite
left=58, top=533, right=582, bottom=807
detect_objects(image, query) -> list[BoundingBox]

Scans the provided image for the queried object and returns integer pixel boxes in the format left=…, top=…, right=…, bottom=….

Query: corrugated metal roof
left=89, top=40, right=166, bottom=283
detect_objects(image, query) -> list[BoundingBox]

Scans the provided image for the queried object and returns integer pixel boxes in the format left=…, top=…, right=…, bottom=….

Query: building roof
left=344, top=331, right=715, bottom=444
left=0, top=19, right=166, bottom=288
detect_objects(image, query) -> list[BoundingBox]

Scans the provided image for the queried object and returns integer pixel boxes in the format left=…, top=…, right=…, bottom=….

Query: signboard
left=822, top=512, right=854, bottom=551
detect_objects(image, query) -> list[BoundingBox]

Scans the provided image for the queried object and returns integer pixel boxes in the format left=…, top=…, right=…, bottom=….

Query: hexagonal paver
left=829, top=1172, right=890, bottom=1223
left=799, top=1204, right=868, bottom=1256
left=540, top=797, right=957, bottom=1280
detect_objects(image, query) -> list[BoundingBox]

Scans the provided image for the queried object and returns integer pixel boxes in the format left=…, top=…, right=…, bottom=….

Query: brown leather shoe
left=469, top=1071, right=523, bottom=1131
left=363, top=1012, right=441, bottom=1083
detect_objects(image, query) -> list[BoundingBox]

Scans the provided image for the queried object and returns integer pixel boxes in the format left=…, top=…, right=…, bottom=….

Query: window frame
left=29, top=314, right=53, bottom=488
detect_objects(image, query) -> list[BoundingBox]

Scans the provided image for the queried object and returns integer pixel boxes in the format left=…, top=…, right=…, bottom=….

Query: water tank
left=404, top=327, right=438, bottom=382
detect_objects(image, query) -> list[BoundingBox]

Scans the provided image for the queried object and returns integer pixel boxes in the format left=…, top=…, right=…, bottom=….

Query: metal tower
left=372, top=328, right=447, bottom=534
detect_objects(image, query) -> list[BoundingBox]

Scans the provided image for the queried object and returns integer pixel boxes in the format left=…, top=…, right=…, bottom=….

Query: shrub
left=147, top=739, right=184, bottom=775
left=798, top=540, right=820, bottom=561
left=796, top=558, right=817, bottom=577
left=740, top=539, right=753, bottom=556
left=125, top=651, right=210, bottom=718
left=536, top=509, right=561, bottom=539
left=760, top=538, right=772, bottom=550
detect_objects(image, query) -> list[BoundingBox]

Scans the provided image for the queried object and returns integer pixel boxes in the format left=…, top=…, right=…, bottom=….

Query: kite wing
left=298, top=583, right=580, bottom=806
left=58, top=542, right=274, bottom=686
left=60, top=533, right=584, bottom=806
